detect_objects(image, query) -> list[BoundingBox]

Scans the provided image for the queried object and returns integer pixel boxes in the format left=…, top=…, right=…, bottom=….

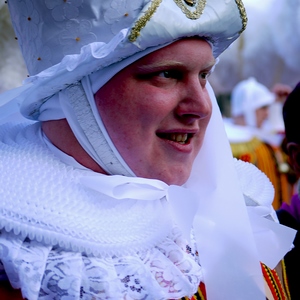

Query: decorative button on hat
left=184, top=0, right=196, bottom=7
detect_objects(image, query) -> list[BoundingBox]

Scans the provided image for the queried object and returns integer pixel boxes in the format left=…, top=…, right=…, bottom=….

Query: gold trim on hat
left=128, top=0, right=162, bottom=42
left=173, top=0, right=206, bottom=20
left=235, top=0, right=247, bottom=33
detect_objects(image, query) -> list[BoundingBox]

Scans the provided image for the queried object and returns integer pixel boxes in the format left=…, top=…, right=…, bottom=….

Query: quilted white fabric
left=0, top=122, right=175, bottom=256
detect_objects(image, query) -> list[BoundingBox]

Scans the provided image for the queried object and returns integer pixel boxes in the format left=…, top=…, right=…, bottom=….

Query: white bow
left=80, top=174, right=200, bottom=243
left=81, top=173, right=296, bottom=268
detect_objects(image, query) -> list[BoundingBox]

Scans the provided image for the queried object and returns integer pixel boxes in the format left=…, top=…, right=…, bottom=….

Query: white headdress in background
left=231, top=77, right=275, bottom=127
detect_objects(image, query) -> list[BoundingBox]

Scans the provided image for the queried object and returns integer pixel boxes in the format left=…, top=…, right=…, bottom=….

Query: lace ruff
left=0, top=228, right=203, bottom=300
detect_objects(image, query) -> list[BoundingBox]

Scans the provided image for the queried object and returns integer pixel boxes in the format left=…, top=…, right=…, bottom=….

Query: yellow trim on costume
left=261, top=262, right=290, bottom=300
left=230, top=137, right=262, bottom=164
left=128, top=0, right=162, bottom=42
left=281, top=260, right=291, bottom=300
left=235, top=0, right=247, bottom=33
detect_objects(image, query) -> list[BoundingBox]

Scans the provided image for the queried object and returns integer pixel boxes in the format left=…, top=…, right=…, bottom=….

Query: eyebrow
left=136, top=59, right=216, bottom=72
left=136, top=61, right=184, bottom=72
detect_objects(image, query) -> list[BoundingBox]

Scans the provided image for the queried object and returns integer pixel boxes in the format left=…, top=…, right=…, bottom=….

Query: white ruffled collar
left=0, top=227, right=203, bottom=300
left=0, top=122, right=178, bottom=257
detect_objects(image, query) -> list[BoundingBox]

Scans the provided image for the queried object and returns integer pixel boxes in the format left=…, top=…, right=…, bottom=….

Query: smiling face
left=95, top=38, right=214, bottom=185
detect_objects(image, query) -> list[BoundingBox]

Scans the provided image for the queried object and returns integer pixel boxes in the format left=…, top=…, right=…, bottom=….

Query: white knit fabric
left=0, top=123, right=174, bottom=256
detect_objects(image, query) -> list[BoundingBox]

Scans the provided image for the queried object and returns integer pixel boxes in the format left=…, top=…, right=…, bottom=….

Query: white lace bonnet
left=231, top=77, right=275, bottom=127
left=0, top=1, right=290, bottom=300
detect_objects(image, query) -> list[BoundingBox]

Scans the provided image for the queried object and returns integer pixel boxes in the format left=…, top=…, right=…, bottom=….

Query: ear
left=287, top=142, right=300, bottom=176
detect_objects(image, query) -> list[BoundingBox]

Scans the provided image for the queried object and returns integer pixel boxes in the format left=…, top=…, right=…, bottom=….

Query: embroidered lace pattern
left=0, top=228, right=203, bottom=299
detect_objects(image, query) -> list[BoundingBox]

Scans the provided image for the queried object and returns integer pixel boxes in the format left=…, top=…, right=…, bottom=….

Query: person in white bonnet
left=230, top=77, right=275, bottom=131
left=0, top=0, right=296, bottom=299
left=224, top=77, right=294, bottom=210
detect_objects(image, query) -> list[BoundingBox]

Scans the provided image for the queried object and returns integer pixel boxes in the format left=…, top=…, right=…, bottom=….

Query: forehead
left=130, top=38, right=215, bottom=69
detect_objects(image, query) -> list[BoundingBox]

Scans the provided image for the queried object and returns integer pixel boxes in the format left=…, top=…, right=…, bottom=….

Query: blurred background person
left=0, top=1, right=27, bottom=125
left=224, top=77, right=293, bottom=209
left=0, top=0, right=27, bottom=93
left=262, top=83, right=293, bottom=146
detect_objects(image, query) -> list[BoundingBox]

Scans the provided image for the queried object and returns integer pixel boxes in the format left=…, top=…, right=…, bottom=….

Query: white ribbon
left=247, top=206, right=296, bottom=269
left=80, top=174, right=200, bottom=243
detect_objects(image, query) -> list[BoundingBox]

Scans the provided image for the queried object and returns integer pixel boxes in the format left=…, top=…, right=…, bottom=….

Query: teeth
left=157, top=132, right=191, bottom=144
left=170, top=133, right=188, bottom=143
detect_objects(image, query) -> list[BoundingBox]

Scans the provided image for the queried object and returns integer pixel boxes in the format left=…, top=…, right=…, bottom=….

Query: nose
left=175, top=79, right=212, bottom=124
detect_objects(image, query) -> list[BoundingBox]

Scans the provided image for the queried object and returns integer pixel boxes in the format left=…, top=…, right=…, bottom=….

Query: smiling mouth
left=156, top=132, right=193, bottom=144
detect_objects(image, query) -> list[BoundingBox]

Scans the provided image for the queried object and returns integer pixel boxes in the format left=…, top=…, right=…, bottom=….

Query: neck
left=42, top=119, right=106, bottom=173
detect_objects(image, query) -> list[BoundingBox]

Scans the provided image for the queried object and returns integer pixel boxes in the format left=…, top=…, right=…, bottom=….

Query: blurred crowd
left=209, top=0, right=300, bottom=210
left=223, top=77, right=296, bottom=209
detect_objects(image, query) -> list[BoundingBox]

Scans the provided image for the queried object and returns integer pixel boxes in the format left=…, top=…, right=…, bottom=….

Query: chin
left=156, top=170, right=190, bottom=186
left=134, top=164, right=191, bottom=186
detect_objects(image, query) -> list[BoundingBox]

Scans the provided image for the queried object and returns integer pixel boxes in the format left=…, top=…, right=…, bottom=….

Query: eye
left=199, top=71, right=211, bottom=80
left=157, top=70, right=181, bottom=79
